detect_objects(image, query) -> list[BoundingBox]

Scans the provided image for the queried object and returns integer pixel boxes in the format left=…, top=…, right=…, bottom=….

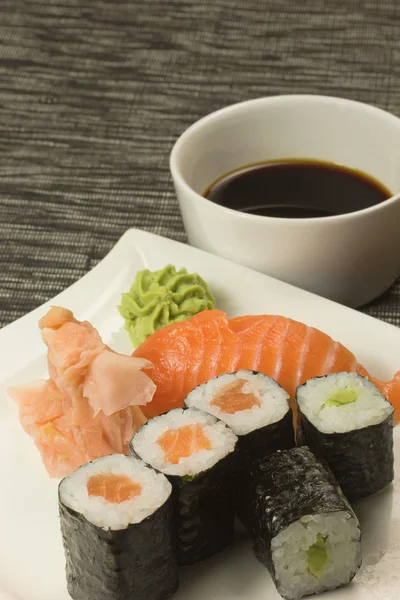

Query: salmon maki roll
left=130, top=407, right=238, bottom=565
left=58, top=454, right=179, bottom=600
left=185, top=370, right=295, bottom=466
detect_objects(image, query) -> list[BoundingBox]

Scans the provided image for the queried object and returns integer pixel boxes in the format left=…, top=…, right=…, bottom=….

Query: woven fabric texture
left=0, top=0, right=399, bottom=328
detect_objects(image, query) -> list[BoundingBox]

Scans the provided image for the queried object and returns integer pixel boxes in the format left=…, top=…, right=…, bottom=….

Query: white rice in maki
left=132, top=406, right=237, bottom=475
left=297, top=372, right=393, bottom=434
left=271, top=512, right=361, bottom=600
left=185, top=370, right=294, bottom=465
left=185, top=370, right=290, bottom=435
left=60, top=454, right=172, bottom=531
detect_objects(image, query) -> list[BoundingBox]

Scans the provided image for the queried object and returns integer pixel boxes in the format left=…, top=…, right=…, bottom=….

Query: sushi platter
left=1, top=228, right=400, bottom=600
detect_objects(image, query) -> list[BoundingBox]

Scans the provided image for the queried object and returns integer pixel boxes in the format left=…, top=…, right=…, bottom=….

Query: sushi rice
left=185, top=370, right=290, bottom=436
left=297, top=372, right=393, bottom=434
left=272, top=512, right=361, bottom=600
left=59, top=454, right=172, bottom=531
left=132, top=407, right=238, bottom=476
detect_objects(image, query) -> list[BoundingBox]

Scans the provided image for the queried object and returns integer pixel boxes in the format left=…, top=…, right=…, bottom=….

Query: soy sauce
left=203, top=159, right=391, bottom=218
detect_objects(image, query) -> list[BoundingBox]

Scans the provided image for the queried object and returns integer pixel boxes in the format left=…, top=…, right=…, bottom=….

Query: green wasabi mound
left=324, top=388, right=359, bottom=408
left=307, top=534, right=328, bottom=578
left=118, top=264, right=215, bottom=346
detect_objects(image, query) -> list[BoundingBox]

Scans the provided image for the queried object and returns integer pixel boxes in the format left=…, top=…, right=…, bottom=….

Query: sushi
left=296, top=372, right=394, bottom=502
left=132, top=309, right=400, bottom=422
left=130, top=407, right=238, bottom=565
left=58, top=454, right=179, bottom=600
left=133, top=310, right=241, bottom=417
left=8, top=307, right=153, bottom=476
left=185, top=370, right=295, bottom=465
left=238, top=447, right=361, bottom=600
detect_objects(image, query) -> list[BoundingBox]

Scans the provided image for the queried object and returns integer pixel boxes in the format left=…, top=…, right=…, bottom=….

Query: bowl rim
left=169, top=94, right=400, bottom=225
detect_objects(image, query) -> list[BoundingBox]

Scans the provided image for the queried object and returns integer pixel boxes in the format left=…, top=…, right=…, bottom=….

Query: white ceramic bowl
left=170, top=95, right=400, bottom=307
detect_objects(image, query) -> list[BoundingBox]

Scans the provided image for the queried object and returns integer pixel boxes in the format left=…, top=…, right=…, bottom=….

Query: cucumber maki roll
left=239, top=447, right=361, bottom=600
left=296, top=372, right=394, bottom=502
left=184, top=370, right=295, bottom=465
left=58, top=454, right=178, bottom=600
left=130, top=407, right=238, bottom=565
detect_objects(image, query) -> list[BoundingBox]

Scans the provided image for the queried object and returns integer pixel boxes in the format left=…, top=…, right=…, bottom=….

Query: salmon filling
left=157, top=424, right=212, bottom=464
left=87, top=473, right=142, bottom=503
left=211, top=379, right=261, bottom=414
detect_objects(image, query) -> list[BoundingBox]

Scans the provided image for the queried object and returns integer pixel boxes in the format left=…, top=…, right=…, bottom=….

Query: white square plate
left=1, top=229, right=399, bottom=600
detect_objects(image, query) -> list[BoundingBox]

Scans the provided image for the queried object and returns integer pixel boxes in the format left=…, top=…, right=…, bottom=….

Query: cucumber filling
left=307, top=534, right=328, bottom=578
left=323, top=388, right=359, bottom=409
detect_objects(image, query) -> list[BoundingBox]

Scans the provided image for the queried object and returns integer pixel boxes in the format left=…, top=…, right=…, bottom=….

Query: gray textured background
left=1, top=0, right=399, bottom=328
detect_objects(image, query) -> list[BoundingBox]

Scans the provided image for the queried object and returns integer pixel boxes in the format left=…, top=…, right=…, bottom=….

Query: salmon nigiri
left=133, top=309, right=241, bottom=418
left=8, top=307, right=153, bottom=477
left=133, top=309, right=400, bottom=423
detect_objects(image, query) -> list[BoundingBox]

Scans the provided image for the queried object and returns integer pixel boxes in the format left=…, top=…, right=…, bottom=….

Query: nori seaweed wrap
left=184, top=370, right=295, bottom=466
left=58, top=454, right=178, bottom=600
left=238, top=447, right=361, bottom=600
left=296, top=372, right=394, bottom=502
left=130, top=407, right=238, bottom=565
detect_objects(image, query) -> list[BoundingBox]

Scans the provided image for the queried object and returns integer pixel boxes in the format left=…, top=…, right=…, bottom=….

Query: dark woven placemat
left=0, top=0, right=399, bottom=329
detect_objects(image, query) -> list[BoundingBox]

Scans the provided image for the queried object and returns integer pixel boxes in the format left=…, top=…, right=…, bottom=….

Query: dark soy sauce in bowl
left=203, top=159, right=392, bottom=219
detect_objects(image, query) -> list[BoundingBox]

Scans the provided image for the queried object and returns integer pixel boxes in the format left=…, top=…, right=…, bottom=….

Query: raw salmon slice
left=134, top=310, right=241, bottom=418
left=211, top=379, right=261, bottom=414
left=230, top=315, right=365, bottom=397
left=157, top=424, right=212, bottom=464
left=87, top=473, right=142, bottom=503
left=234, top=315, right=400, bottom=422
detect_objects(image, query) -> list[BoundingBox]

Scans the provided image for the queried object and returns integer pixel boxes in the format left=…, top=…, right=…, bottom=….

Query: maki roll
left=130, top=407, right=238, bottom=565
left=239, top=447, right=361, bottom=600
left=185, top=370, right=294, bottom=465
left=296, top=372, right=394, bottom=502
left=58, top=454, right=179, bottom=600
